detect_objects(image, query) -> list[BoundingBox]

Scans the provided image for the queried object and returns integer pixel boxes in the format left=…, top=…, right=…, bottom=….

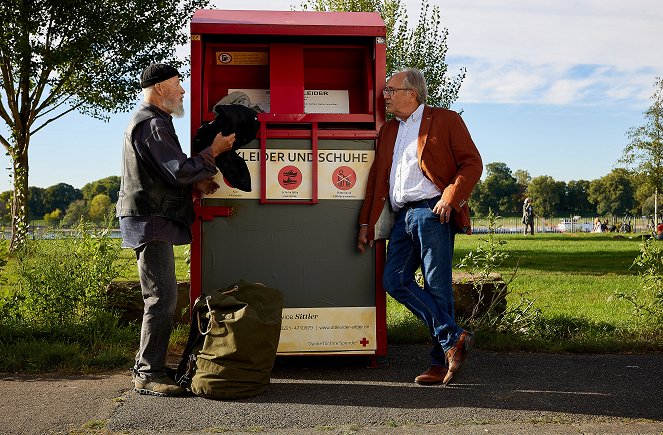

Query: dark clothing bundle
left=192, top=103, right=260, bottom=192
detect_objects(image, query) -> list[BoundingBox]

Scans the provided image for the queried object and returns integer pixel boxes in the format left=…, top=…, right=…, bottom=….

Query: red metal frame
left=190, top=9, right=387, bottom=356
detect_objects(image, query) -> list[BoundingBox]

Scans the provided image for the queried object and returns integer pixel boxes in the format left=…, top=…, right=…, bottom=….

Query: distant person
left=592, top=217, right=603, bottom=233
left=356, top=68, right=482, bottom=386
left=522, top=198, right=534, bottom=235
left=116, top=63, right=235, bottom=396
left=657, top=223, right=663, bottom=239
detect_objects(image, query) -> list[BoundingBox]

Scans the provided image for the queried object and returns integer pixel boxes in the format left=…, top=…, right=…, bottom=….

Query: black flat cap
left=140, top=64, right=180, bottom=88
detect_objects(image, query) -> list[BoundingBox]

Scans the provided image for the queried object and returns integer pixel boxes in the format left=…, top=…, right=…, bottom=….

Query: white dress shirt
left=389, top=104, right=441, bottom=211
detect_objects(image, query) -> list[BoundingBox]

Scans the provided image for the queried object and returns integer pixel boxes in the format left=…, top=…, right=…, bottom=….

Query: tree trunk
left=655, top=187, right=658, bottom=227
left=10, top=146, right=29, bottom=252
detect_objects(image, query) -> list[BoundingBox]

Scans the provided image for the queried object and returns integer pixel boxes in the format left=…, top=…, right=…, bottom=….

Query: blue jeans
left=134, top=241, right=178, bottom=379
left=383, top=197, right=463, bottom=367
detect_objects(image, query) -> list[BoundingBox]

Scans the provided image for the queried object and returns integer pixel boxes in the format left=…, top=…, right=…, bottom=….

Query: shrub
left=456, top=209, right=541, bottom=333
left=2, top=219, right=121, bottom=324
left=613, top=236, right=663, bottom=322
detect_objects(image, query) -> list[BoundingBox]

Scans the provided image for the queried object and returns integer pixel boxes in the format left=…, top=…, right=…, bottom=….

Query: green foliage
left=386, top=0, right=464, bottom=108
left=614, top=237, right=663, bottom=321
left=528, top=175, right=565, bottom=218
left=62, top=199, right=88, bottom=227
left=1, top=219, right=122, bottom=324
left=88, top=193, right=112, bottom=223
left=299, top=0, right=464, bottom=108
left=43, top=183, right=83, bottom=215
left=0, top=0, right=209, bottom=251
left=0, top=222, right=138, bottom=372
left=456, top=210, right=540, bottom=333
left=563, top=179, right=593, bottom=214
left=27, top=186, right=46, bottom=220
left=618, top=77, right=663, bottom=205
left=43, top=208, right=62, bottom=226
left=0, top=312, right=136, bottom=372
left=81, top=176, right=121, bottom=203
left=588, top=168, right=636, bottom=216
left=471, top=162, right=520, bottom=216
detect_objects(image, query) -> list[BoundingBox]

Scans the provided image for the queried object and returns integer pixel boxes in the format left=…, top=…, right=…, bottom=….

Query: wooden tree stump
left=452, top=272, right=507, bottom=319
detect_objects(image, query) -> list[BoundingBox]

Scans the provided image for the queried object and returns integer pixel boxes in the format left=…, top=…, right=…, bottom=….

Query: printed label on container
left=277, top=307, right=377, bottom=354
left=204, top=149, right=374, bottom=200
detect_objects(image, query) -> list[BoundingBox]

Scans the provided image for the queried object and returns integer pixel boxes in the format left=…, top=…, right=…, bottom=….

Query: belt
left=404, top=195, right=441, bottom=209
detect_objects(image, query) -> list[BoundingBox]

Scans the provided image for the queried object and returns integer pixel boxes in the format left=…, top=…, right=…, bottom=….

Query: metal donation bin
left=189, top=9, right=387, bottom=357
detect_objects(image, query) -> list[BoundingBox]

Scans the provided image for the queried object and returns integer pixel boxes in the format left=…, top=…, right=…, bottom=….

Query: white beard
left=164, top=96, right=185, bottom=118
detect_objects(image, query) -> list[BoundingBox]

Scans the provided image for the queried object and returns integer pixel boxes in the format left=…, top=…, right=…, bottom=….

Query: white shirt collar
left=397, top=104, right=425, bottom=123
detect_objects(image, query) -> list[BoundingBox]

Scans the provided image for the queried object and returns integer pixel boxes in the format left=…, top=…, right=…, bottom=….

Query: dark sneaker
left=134, top=375, right=185, bottom=397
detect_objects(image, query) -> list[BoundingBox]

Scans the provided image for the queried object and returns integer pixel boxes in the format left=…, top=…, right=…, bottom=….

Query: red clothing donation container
left=189, top=9, right=387, bottom=357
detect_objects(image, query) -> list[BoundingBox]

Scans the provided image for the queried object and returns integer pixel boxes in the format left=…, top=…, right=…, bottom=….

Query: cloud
left=452, top=57, right=658, bottom=107
left=188, top=0, right=662, bottom=108
left=413, top=0, right=663, bottom=107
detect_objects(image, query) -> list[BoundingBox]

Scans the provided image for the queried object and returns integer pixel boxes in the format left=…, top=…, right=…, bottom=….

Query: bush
left=1, top=219, right=121, bottom=324
left=0, top=219, right=138, bottom=372
left=614, top=236, right=663, bottom=322
left=457, top=209, right=541, bottom=333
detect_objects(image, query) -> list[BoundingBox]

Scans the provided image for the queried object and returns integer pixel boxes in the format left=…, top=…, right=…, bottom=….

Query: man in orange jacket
left=357, top=68, right=483, bottom=385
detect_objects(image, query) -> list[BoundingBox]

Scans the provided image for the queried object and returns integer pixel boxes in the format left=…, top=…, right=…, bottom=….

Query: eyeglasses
left=382, top=87, right=412, bottom=97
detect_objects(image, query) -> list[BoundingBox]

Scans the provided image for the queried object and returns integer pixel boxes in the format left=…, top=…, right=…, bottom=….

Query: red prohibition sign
left=332, top=166, right=356, bottom=191
left=279, top=165, right=302, bottom=190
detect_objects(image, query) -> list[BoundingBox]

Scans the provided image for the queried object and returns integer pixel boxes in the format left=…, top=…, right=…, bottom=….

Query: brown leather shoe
left=414, top=365, right=448, bottom=385
left=443, top=330, right=473, bottom=386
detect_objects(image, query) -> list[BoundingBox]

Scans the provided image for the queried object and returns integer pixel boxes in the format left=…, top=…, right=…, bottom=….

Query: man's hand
left=194, top=177, right=220, bottom=195
left=357, top=226, right=373, bottom=253
left=210, top=132, right=236, bottom=157
left=432, top=198, right=453, bottom=223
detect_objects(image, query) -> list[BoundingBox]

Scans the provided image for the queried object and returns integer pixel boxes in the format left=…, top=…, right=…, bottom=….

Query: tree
left=514, top=169, right=531, bottom=200
left=81, top=176, right=121, bottom=203
left=473, top=162, right=519, bottom=215
left=300, top=0, right=465, bottom=108
left=27, top=186, right=46, bottom=221
left=564, top=180, right=593, bottom=214
left=62, top=199, right=87, bottom=227
left=43, top=183, right=82, bottom=215
left=0, top=0, right=208, bottom=251
left=43, top=208, right=62, bottom=226
left=618, top=77, right=663, bottom=223
left=588, top=168, right=635, bottom=216
left=0, top=191, right=10, bottom=223
left=527, top=176, right=565, bottom=218
left=88, top=193, right=111, bottom=223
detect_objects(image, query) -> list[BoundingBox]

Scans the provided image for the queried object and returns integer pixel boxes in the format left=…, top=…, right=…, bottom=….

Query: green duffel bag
left=176, top=280, right=283, bottom=399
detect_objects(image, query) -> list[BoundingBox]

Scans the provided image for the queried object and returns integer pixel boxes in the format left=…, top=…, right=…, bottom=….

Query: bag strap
left=175, top=296, right=208, bottom=387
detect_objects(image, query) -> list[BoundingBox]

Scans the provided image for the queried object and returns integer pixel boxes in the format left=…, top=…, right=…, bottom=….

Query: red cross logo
left=360, top=337, right=369, bottom=347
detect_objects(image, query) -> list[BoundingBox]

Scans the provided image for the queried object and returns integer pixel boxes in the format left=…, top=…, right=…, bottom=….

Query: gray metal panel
left=200, top=199, right=375, bottom=308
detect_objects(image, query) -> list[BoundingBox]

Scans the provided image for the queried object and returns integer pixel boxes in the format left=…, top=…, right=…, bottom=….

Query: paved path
left=1, top=345, right=662, bottom=434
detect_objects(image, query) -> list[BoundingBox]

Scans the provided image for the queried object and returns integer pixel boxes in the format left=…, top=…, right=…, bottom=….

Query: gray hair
left=399, top=68, right=427, bottom=104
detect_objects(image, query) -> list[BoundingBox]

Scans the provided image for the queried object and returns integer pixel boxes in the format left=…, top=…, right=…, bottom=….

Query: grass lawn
left=0, top=231, right=659, bottom=373
left=454, top=232, right=643, bottom=327
left=386, top=231, right=661, bottom=352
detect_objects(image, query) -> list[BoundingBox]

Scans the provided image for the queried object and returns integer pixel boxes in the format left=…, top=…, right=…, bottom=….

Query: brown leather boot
left=443, top=331, right=473, bottom=386
left=414, top=365, right=448, bottom=385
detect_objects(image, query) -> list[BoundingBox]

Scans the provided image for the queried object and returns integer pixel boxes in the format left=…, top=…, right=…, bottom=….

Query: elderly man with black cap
left=116, top=63, right=236, bottom=396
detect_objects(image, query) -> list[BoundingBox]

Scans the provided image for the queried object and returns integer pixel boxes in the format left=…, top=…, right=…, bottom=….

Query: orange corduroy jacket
left=359, top=105, right=483, bottom=239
